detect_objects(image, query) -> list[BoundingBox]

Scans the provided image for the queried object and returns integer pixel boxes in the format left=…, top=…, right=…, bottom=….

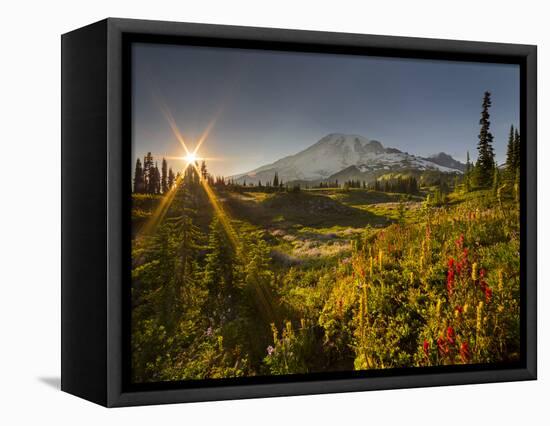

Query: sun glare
left=184, top=152, right=198, bottom=164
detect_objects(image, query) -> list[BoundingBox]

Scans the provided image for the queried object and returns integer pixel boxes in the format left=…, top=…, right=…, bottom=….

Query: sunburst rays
left=136, top=101, right=238, bottom=251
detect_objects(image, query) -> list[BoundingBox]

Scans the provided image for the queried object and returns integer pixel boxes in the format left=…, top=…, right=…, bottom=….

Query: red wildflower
left=446, top=326, right=456, bottom=345
left=423, top=339, right=430, bottom=358
left=455, top=305, right=464, bottom=314
left=479, top=279, right=488, bottom=292
left=437, top=336, right=448, bottom=356
left=460, top=341, right=470, bottom=362
left=447, top=258, right=455, bottom=295
left=485, top=286, right=493, bottom=303
left=455, top=234, right=464, bottom=249
left=456, top=262, right=462, bottom=276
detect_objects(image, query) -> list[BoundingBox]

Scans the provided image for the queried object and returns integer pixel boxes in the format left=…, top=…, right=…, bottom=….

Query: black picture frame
left=61, top=17, right=537, bottom=407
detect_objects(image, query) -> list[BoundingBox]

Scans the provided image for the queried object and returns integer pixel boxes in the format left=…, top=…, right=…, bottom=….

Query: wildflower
left=455, top=234, right=464, bottom=249
left=476, top=301, right=484, bottom=336
left=446, top=326, right=456, bottom=345
left=437, top=336, right=448, bottom=356
left=423, top=339, right=430, bottom=358
left=498, top=270, right=504, bottom=293
left=266, top=345, right=275, bottom=356
left=447, top=258, right=455, bottom=295
left=471, top=262, right=478, bottom=282
left=378, top=249, right=383, bottom=271
left=435, top=298, right=442, bottom=319
left=485, top=286, right=493, bottom=303
left=271, top=323, right=278, bottom=342
left=206, top=326, right=213, bottom=337
left=409, top=272, right=414, bottom=285
left=369, top=256, right=374, bottom=277
left=460, top=341, right=470, bottom=362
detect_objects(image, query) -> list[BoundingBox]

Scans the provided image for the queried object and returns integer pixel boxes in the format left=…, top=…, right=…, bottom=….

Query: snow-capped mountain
left=232, top=133, right=464, bottom=184
left=423, top=152, right=467, bottom=172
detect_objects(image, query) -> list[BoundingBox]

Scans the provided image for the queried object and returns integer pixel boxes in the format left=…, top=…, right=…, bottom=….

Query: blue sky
left=132, top=42, right=519, bottom=177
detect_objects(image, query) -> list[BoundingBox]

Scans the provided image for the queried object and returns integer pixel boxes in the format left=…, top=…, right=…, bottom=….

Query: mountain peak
left=425, top=152, right=466, bottom=172
left=232, top=134, right=465, bottom=184
left=315, top=133, right=385, bottom=154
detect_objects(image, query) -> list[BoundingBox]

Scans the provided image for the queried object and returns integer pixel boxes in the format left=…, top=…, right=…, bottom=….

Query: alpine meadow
left=130, top=46, right=521, bottom=384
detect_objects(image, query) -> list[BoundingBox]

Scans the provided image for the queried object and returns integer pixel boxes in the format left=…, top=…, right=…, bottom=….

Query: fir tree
left=143, top=152, right=154, bottom=194
left=133, top=158, right=145, bottom=193
left=200, top=160, right=208, bottom=181
left=154, top=162, right=161, bottom=194
left=505, top=125, right=515, bottom=174
left=273, top=172, right=279, bottom=188
left=168, top=167, right=175, bottom=190
left=203, top=216, right=237, bottom=316
left=475, top=91, right=496, bottom=187
left=513, top=129, right=521, bottom=170
left=161, top=158, right=168, bottom=194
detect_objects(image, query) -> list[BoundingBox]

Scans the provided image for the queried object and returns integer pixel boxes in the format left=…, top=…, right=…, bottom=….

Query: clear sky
left=132, top=42, right=519, bottom=177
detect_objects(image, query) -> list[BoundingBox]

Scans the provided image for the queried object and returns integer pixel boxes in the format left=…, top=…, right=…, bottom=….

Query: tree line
left=370, top=176, right=419, bottom=194
left=133, top=153, right=177, bottom=194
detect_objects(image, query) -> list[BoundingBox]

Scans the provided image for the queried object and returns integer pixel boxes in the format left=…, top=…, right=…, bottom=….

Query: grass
left=131, top=182, right=520, bottom=380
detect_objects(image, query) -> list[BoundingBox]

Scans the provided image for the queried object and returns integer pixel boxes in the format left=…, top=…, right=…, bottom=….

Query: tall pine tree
left=154, top=162, right=161, bottom=194
left=200, top=160, right=208, bottom=181
left=143, top=152, right=154, bottom=194
left=513, top=129, right=521, bottom=170
left=133, top=158, right=144, bottom=193
left=202, top=216, right=237, bottom=318
left=168, top=167, right=175, bottom=190
left=475, top=92, right=496, bottom=187
left=505, top=125, right=515, bottom=170
left=161, top=158, right=168, bottom=194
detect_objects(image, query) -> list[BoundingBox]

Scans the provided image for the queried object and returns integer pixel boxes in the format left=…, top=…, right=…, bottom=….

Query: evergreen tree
left=200, top=160, right=208, bottom=181
left=513, top=129, right=521, bottom=170
left=133, top=158, right=145, bottom=193
left=475, top=91, right=496, bottom=186
left=168, top=167, right=175, bottom=190
left=143, top=152, right=154, bottom=194
left=153, top=162, right=161, bottom=194
left=273, top=172, right=279, bottom=188
left=505, top=125, right=515, bottom=174
left=161, top=158, right=168, bottom=194
left=203, top=217, right=237, bottom=317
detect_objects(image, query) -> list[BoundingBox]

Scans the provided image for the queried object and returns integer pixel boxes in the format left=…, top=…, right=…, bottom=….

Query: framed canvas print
left=61, top=18, right=537, bottom=407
